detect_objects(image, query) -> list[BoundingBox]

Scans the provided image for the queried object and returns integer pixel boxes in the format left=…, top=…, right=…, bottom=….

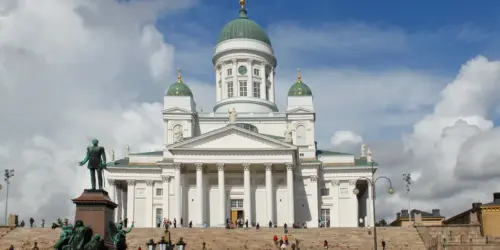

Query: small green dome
left=288, top=69, right=313, bottom=96
left=165, top=69, right=193, bottom=97
left=217, top=8, right=272, bottom=47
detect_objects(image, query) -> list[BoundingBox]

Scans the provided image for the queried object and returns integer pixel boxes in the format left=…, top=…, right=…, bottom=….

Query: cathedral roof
left=216, top=0, right=272, bottom=47
left=288, top=69, right=313, bottom=96
left=165, top=68, right=193, bottom=97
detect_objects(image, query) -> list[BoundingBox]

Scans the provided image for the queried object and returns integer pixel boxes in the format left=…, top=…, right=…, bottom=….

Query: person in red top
left=284, top=235, right=289, bottom=245
left=324, top=240, right=329, bottom=249
left=273, top=235, right=278, bottom=246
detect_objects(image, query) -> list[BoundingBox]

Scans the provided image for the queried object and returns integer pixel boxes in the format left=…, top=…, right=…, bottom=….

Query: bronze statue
left=109, top=221, right=134, bottom=250
left=53, top=220, right=106, bottom=250
left=79, top=139, right=107, bottom=190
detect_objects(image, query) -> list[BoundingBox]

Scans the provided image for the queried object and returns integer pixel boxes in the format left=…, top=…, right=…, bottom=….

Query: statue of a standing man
left=79, top=139, right=107, bottom=190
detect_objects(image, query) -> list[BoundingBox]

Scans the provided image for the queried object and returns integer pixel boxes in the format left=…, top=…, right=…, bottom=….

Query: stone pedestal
left=72, top=189, right=117, bottom=249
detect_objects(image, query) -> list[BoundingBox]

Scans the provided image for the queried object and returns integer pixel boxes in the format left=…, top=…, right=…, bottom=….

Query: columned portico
left=174, top=163, right=183, bottom=226
left=126, top=180, right=136, bottom=223
left=243, top=163, right=252, bottom=224
left=286, top=163, right=295, bottom=224
left=217, top=163, right=226, bottom=226
left=162, top=176, right=171, bottom=222
left=195, top=163, right=205, bottom=226
left=145, top=180, right=154, bottom=227
left=265, top=163, right=274, bottom=224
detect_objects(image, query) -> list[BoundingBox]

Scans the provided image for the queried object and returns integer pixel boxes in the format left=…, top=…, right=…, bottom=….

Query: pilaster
left=195, top=163, right=205, bottom=226
left=217, top=163, right=226, bottom=226
left=162, top=176, right=171, bottom=221
left=243, top=163, right=252, bottom=223
left=286, top=163, right=295, bottom=224
left=309, top=175, right=319, bottom=227
left=265, top=163, right=274, bottom=224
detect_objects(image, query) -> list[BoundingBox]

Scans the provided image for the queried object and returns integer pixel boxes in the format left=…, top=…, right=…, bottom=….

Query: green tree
left=375, top=219, right=388, bottom=227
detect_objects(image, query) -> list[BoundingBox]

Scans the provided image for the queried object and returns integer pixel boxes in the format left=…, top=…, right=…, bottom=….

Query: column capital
left=242, top=163, right=250, bottom=171
left=146, top=180, right=155, bottom=186
left=162, top=176, right=172, bottom=183
left=264, top=163, right=272, bottom=171
left=173, top=163, right=182, bottom=170
left=310, top=175, right=318, bottom=182
left=331, top=180, right=340, bottom=186
left=126, top=180, right=136, bottom=186
left=108, top=179, right=116, bottom=186
left=349, top=180, right=357, bottom=186
left=195, top=163, right=204, bottom=171
left=217, top=163, right=225, bottom=171
left=285, top=163, right=294, bottom=170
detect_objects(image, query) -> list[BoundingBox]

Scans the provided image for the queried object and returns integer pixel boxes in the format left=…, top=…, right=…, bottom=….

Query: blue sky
left=158, top=0, right=500, bottom=75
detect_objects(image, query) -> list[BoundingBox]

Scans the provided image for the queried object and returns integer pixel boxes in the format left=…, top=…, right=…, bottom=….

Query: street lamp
left=402, top=173, right=412, bottom=225
left=4, top=169, right=14, bottom=226
left=146, top=239, right=156, bottom=250
left=352, top=161, right=394, bottom=250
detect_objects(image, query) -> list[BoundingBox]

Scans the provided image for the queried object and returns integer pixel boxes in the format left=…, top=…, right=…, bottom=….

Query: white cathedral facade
left=105, top=1, right=376, bottom=228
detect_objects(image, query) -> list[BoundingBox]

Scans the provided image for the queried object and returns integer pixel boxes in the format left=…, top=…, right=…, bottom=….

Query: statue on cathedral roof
left=228, top=108, right=237, bottom=123
left=284, top=124, right=292, bottom=143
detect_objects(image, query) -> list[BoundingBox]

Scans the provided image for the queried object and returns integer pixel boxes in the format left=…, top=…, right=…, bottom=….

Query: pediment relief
left=168, top=125, right=296, bottom=150
left=287, top=107, right=313, bottom=113
left=163, top=107, right=192, bottom=113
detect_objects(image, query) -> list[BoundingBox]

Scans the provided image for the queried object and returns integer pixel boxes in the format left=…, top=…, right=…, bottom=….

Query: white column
left=107, top=179, right=117, bottom=222
left=122, top=186, right=127, bottom=221
left=126, top=180, right=136, bottom=224
left=331, top=180, right=340, bottom=227
left=265, top=164, right=274, bottom=224
left=286, top=163, right=295, bottom=224
left=162, top=176, right=171, bottom=220
left=309, top=175, right=319, bottom=227
left=350, top=180, right=359, bottom=227
left=174, top=163, right=183, bottom=226
left=145, top=180, right=154, bottom=227
left=116, top=187, right=122, bottom=222
left=243, top=163, right=252, bottom=223
left=217, top=163, right=226, bottom=226
left=195, top=163, right=205, bottom=226
left=367, top=181, right=374, bottom=227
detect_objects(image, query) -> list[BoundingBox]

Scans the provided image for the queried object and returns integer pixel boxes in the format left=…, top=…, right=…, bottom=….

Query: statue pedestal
left=72, top=189, right=117, bottom=249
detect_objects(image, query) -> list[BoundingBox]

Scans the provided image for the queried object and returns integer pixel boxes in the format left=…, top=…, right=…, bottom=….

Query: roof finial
left=177, top=68, right=182, bottom=83
left=297, top=68, right=302, bottom=83
left=239, top=0, right=245, bottom=9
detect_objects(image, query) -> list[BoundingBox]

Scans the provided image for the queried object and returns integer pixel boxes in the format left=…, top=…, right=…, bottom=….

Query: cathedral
left=105, top=0, right=376, bottom=228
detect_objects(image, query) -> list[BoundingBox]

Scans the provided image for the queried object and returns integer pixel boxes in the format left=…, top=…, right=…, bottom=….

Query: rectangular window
left=227, top=81, right=234, bottom=98
left=253, top=81, right=260, bottom=98
left=320, top=209, right=330, bottom=227
left=230, top=199, right=243, bottom=208
left=239, top=81, right=247, bottom=96
left=254, top=68, right=260, bottom=76
left=227, top=68, right=232, bottom=76
left=156, top=188, right=163, bottom=196
left=320, top=188, right=330, bottom=196
left=265, top=84, right=269, bottom=100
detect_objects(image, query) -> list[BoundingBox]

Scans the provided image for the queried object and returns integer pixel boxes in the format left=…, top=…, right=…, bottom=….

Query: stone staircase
left=0, top=227, right=426, bottom=250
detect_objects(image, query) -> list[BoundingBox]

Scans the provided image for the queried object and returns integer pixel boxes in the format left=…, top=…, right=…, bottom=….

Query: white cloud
left=378, top=56, right=500, bottom=220
left=329, top=131, right=363, bottom=154
left=0, top=0, right=194, bottom=223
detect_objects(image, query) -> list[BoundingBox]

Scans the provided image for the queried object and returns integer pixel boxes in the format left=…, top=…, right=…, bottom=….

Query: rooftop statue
left=79, top=138, right=107, bottom=190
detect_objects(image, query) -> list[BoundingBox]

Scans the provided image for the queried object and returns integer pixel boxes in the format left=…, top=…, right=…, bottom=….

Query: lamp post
left=402, top=173, right=412, bottom=226
left=158, top=236, right=168, bottom=250
left=4, top=169, right=14, bottom=225
left=353, top=162, right=394, bottom=250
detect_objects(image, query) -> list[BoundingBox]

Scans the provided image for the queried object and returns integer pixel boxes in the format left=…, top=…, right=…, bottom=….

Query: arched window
left=296, top=125, right=306, bottom=145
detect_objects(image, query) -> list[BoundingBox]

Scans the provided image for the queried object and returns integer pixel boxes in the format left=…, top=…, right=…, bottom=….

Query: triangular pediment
left=287, top=107, right=314, bottom=113
left=168, top=125, right=296, bottom=150
left=163, top=107, right=192, bottom=113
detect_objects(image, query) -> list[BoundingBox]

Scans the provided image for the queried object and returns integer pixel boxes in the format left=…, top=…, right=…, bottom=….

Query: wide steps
left=0, top=227, right=426, bottom=250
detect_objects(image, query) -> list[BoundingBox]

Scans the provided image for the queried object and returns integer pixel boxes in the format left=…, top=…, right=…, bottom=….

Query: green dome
left=165, top=70, right=193, bottom=97
left=288, top=71, right=313, bottom=96
left=217, top=8, right=272, bottom=47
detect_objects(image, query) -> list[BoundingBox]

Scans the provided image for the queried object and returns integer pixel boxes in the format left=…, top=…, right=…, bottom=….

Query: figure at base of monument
left=109, top=221, right=134, bottom=250
left=79, top=138, right=107, bottom=190
left=53, top=220, right=106, bottom=250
